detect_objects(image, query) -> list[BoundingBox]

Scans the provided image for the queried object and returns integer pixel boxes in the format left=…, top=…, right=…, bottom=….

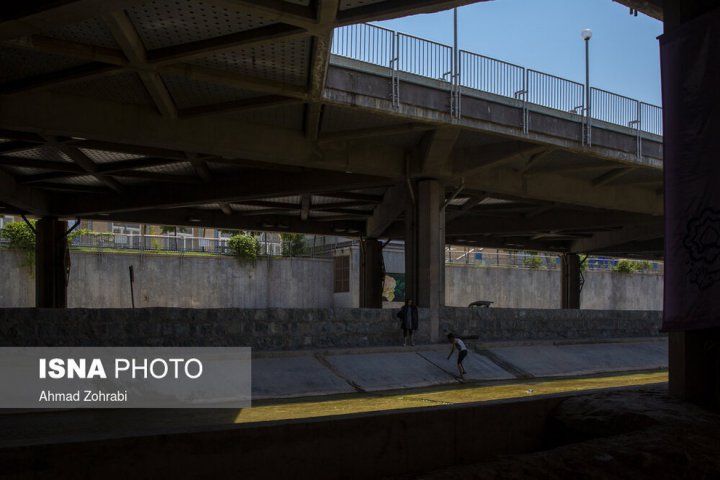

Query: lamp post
left=581, top=28, right=592, bottom=145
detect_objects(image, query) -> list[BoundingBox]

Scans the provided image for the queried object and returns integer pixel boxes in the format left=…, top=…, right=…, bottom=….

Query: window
left=334, top=256, right=350, bottom=293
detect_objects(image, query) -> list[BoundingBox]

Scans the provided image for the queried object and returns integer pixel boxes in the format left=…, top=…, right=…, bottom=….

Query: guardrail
left=330, top=23, right=663, bottom=144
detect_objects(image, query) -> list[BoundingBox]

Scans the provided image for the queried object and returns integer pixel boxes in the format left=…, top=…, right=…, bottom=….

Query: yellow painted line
left=234, top=371, right=667, bottom=424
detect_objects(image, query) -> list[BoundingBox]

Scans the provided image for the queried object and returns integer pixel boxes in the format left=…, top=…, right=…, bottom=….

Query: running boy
left=447, top=333, right=468, bottom=380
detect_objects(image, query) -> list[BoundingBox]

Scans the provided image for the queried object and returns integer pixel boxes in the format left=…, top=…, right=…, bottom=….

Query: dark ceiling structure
left=0, top=0, right=664, bottom=258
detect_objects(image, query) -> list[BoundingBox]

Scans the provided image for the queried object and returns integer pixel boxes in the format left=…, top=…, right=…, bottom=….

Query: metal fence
left=331, top=23, right=395, bottom=68
left=444, top=247, right=664, bottom=274
left=330, top=23, right=663, bottom=139
left=591, top=87, right=640, bottom=129
left=527, top=69, right=585, bottom=114
left=396, top=32, right=453, bottom=81
left=459, top=50, right=524, bottom=99
left=640, top=102, right=663, bottom=136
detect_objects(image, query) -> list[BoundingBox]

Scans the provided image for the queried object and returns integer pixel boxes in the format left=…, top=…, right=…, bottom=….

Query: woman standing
left=397, top=298, right=418, bottom=346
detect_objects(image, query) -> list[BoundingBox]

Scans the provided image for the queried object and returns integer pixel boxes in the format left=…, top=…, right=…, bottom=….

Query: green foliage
left=228, top=234, right=259, bottom=262
left=0, top=220, right=35, bottom=250
left=613, top=259, right=639, bottom=274
left=280, top=233, right=307, bottom=257
left=523, top=254, right=543, bottom=269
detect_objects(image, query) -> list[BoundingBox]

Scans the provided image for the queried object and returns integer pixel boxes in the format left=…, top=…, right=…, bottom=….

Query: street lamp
left=581, top=28, right=592, bottom=145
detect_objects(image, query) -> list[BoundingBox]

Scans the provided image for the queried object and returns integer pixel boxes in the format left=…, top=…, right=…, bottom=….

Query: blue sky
left=374, top=0, right=662, bottom=106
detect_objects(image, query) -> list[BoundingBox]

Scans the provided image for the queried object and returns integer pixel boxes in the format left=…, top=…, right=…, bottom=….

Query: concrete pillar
left=561, top=253, right=581, bottom=309
left=35, top=217, right=68, bottom=308
left=403, top=179, right=445, bottom=341
left=663, top=1, right=720, bottom=409
left=359, top=238, right=383, bottom=308
left=404, top=192, right=417, bottom=306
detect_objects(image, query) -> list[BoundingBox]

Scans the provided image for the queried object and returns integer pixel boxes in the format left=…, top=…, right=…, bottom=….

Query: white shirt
left=454, top=338, right=467, bottom=351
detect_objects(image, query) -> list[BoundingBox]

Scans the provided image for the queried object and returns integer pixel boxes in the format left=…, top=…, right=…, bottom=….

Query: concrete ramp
left=252, top=356, right=355, bottom=399
left=324, top=352, right=454, bottom=391
left=489, top=341, right=667, bottom=378
left=417, top=351, right=516, bottom=382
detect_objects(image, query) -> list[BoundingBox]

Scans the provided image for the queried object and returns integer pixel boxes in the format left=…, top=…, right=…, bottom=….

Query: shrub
left=228, top=234, right=259, bottom=262
left=613, top=259, right=639, bottom=274
left=0, top=220, right=35, bottom=250
left=280, top=233, right=307, bottom=257
left=523, top=254, right=543, bottom=269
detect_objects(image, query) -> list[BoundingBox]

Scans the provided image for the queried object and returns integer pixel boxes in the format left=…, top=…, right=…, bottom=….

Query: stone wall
left=0, top=307, right=661, bottom=350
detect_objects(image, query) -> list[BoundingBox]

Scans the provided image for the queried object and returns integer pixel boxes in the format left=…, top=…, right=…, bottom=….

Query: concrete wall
left=0, top=250, right=662, bottom=310
left=0, top=250, right=334, bottom=309
left=0, top=307, right=661, bottom=350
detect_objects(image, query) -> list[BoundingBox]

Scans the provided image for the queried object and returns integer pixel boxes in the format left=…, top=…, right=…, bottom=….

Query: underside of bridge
left=0, top=0, right=666, bottom=315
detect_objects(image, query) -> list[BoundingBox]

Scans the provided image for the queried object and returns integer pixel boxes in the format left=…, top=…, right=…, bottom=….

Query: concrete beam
left=419, top=127, right=460, bottom=176
left=570, top=221, right=664, bottom=253
left=84, top=207, right=365, bottom=236
left=318, top=124, right=434, bottom=144
left=104, top=11, right=178, bottom=119
left=463, top=167, right=663, bottom=216
left=336, top=0, right=489, bottom=26
left=366, top=183, right=407, bottom=238
left=591, top=167, right=636, bottom=187
left=454, top=142, right=545, bottom=176
left=446, top=210, right=656, bottom=237
left=0, top=63, right=124, bottom=95
left=180, top=96, right=302, bottom=118
left=52, top=170, right=389, bottom=216
left=58, top=145, right=125, bottom=193
left=445, top=194, right=488, bottom=223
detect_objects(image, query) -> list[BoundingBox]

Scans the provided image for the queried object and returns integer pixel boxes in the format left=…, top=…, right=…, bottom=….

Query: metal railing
left=330, top=23, right=663, bottom=142
left=527, top=70, right=585, bottom=115
left=459, top=50, right=524, bottom=99
left=331, top=23, right=395, bottom=68
left=396, top=32, right=453, bottom=81
left=591, top=87, right=640, bottom=129
left=640, top=102, right=663, bottom=136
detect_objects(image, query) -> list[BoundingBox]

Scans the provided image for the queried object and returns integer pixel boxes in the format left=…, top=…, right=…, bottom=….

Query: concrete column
left=415, top=179, right=445, bottom=341
left=359, top=238, right=383, bottom=308
left=663, top=1, right=720, bottom=409
left=35, top=217, right=68, bottom=308
left=404, top=192, right=417, bottom=305
left=561, top=253, right=581, bottom=309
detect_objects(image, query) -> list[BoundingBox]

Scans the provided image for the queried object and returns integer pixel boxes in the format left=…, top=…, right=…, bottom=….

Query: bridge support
left=405, top=179, right=444, bottom=341
left=663, top=1, right=720, bottom=409
left=359, top=238, right=383, bottom=309
left=561, top=253, right=581, bottom=309
left=35, top=217, right=68, bottom=308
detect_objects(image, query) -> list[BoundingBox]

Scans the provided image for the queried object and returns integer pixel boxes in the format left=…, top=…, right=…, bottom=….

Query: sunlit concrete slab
left=252, top=356, right=354, bottom=400
left=417, top=351, right=516, bottom=381
left=489, top=340, right=668, bottom=378
left=325, top=352, right=455, bottom=391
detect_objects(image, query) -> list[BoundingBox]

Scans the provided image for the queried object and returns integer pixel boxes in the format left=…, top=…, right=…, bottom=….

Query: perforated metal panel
left=127, top=0, right=275, bottom=51
left=136, top=162, right=196, bottom=174
left=227, top=204, right=270, bottom=212
left=52, top=73, right=155, bottom=106
left=10, top=147, right=72, bottom=163
left=192, top=38, right=311, bottom=86
left=51, top=175, right=103, bottom=186
left=78, top=148, right=147, bottom=164
left=0, top=48, right=87, bottom=84
left=339, top=0, right=387, bottom=11
left=46, top=18, right=119, bottom=49
left=161, top=74, right=259, bottom=109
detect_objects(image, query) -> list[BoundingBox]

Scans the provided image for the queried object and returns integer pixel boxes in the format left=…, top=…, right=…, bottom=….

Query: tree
left=0, top=220, right=35, bottom=250
left=280, top=233, right=306, bottom=256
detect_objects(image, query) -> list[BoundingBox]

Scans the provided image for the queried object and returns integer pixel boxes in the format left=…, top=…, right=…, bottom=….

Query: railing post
left=391, top=32, right=400, bottom=110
